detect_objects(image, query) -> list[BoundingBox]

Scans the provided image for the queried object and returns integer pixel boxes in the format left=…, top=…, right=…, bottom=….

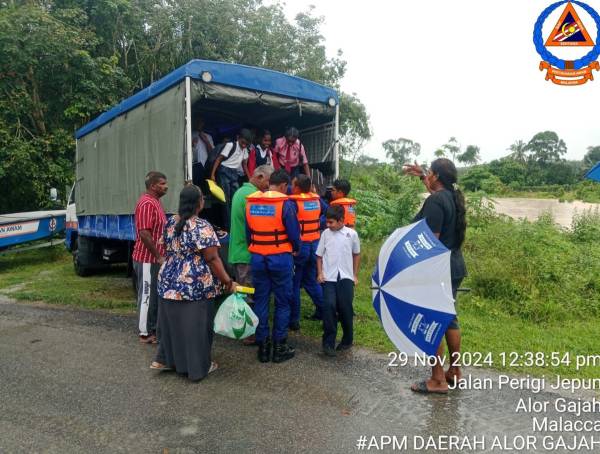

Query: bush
left=347, top=164, right=422, bottom=240
left=464, top=215, right=600, bottom=322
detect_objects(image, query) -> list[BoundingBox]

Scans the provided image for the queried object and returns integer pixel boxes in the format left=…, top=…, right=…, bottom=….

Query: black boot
left=257, top=338, right=271, bottom=363
left=272, top=338, right=295, bottom=363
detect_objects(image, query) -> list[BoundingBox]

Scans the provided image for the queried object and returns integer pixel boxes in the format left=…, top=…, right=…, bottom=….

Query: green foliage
left=574, top=180, right=600, bottom=203
left=460, top=166, right=504, bottom=193
left=458, top=144, right=480, bottom=166
left=464, top=214, right=600, bottom=322
left=441, top=136, right=461, bottom=161
left=583, top=146, right=600, bottom=174
left=0, top=0, right=369, bottom=213
left=381, top=138, right=420, bottom=171
left=338, top=92, right=372, bottom=160
left=346, top=164, right=422, bottom=240
left=526, top=130, right=567, bottom=164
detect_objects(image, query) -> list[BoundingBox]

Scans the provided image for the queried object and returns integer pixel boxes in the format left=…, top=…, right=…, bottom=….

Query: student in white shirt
left=316, top=204, right=361, bottom=357
left=192, top=116, right=214, bottom=166
left=209, top=129, right=252, bottom=230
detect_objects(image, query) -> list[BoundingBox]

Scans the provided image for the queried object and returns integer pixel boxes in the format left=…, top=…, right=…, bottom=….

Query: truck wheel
left=73, top=235, right=97, bottom=277
left=73, top=251, right=91, bottom=277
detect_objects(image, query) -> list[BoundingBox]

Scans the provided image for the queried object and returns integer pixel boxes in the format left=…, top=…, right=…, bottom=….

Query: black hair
left=430, top=158, right=467, bottom=247
left=261, top=129, right=272, bottom=139
left=333, top=179, right=351, bottom=196
left=285, top=126, right=299, bottom=139
left=175, top=185, right=203, bottom=236
left=326, top=205, right=345, bottom=222
left=269, top=169, right=291, bottom=187
left=145, top=171, right=167, bottom=189
left=294, top=174, right=312, bottom=193
left=239, top=128, right=253, bottom=143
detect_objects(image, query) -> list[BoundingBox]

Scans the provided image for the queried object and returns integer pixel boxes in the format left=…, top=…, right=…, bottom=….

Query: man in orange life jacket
left=330, top=179, right=357, bottom=228
left=246, top=169, right=301, bottom=363
left=289, top=175, right=327, bottom=329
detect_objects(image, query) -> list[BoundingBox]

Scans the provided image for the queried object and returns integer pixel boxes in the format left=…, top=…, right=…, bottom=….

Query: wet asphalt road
left=0, top=297, right=596, bottom=454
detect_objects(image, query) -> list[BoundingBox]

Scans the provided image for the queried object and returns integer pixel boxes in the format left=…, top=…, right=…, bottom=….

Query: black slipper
left=410, top=380, right=448, bottom=394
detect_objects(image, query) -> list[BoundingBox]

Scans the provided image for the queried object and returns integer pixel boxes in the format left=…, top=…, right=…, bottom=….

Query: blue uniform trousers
left=251, top=253, right=294, bottom=343
left=291, top=240, right=323, bottom=324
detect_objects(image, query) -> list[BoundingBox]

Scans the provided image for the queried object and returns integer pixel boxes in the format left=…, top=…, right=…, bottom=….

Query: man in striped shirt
left=133, top=171, right=168, bottom=344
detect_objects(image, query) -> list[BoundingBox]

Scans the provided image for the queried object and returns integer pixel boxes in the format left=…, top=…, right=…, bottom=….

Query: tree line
left=0, top=0, right=371, bottom=213
left=357, top=131, right=598, bottom=192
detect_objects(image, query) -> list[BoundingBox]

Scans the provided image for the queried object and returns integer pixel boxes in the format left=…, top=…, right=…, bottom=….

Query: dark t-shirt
left=413, top=189, right=467, bottom=280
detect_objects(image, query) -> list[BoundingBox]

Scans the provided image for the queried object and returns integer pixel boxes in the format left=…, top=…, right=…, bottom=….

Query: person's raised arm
left=200, top=132, right=214, bottom=152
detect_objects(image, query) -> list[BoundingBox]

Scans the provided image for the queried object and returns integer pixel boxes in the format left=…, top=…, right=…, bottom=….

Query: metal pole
left=184, top=77, right=193, bottom=181
left=334, top=103, right=340, bottom=179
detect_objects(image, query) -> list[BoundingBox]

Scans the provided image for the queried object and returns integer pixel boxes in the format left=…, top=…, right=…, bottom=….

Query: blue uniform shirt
left=246, top=199, right=301, bottom=271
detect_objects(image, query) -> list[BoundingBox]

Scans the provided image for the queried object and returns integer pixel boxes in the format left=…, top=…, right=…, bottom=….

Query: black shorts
left=448, top=278, right=463, bottom=330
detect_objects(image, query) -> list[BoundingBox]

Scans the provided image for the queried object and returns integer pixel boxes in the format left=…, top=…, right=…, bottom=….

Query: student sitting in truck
left=272, top=127, right=310, bottom=179
left=209, top=129, right=252, bottom=230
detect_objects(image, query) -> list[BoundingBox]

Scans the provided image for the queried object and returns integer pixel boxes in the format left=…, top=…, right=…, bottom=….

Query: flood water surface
left=491, top=198, right=600, bottom=228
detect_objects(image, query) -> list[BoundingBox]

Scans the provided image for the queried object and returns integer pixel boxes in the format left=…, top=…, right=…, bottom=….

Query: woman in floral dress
left=151, top=185, right=237, bottom=380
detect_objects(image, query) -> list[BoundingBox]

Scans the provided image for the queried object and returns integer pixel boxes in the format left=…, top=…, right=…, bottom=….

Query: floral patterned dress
left=158, top=216, right=223, bottom=301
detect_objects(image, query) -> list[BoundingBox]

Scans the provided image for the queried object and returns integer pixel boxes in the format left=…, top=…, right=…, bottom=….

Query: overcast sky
left=275, top=0, right=600, bottom=164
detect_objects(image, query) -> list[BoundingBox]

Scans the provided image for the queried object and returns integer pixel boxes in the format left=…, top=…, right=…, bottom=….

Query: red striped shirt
left=132, top=193, right=167, bottom=263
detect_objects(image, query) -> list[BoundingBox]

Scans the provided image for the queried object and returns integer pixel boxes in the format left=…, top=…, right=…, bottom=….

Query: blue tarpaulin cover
left=585, top=161, right=600, bottom=182
left=75, top=60, right=338, bottom=139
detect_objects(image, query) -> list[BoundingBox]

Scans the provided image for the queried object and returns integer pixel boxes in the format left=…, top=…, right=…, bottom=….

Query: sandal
left=208, top=361, right=219, bottom=374
left=150, top=361, right=172, bottom=371
left=410, top=380, right=448, bottom=395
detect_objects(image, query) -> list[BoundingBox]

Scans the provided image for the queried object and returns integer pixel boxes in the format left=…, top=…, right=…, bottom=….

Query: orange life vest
left=290, top=192, right=321, bottom=242
left=330, top=197, right=357, bottom=228
left=246, top=191, right=293, bottom=255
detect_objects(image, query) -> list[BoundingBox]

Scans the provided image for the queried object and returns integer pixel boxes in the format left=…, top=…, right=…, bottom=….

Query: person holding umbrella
left=404, top=158, right=467, bottom=394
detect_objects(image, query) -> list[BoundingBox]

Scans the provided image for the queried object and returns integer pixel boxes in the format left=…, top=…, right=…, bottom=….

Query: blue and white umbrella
left=585, top=162, right=600, bottom=182
left=372, top=220, right=456, bottom=356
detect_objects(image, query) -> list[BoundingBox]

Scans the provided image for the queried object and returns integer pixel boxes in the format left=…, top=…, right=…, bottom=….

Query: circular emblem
left=49, top=218, right=57, bottom=232
left=533, top=0, right=600, bottom=70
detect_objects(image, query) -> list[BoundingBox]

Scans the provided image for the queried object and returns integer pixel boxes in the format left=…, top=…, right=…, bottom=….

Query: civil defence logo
left=534, top=0, right=600, bottom=85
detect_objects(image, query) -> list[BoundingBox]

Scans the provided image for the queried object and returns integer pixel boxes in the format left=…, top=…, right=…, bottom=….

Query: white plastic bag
left=214, top=293, right=258, bottom=340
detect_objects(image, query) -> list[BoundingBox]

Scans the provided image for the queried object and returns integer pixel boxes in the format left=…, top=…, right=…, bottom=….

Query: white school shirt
left=316, top=226, right=360, bottom=282
left=192, top=131, right=214, bottom=165
left=220, top=141, right=248, bottom=173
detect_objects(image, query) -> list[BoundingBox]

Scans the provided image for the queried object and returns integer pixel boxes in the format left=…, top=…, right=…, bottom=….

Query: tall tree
left=458, top=145, right=480, bottom=166
left=338, top=92, right=372, bottom=160
left=508, top=139, right=527, bottom=162
left=525, top=131, right=567, bottom=164
left=382, top=138, right=421, bottom=170
left=442, top=137, right=461, bottom=161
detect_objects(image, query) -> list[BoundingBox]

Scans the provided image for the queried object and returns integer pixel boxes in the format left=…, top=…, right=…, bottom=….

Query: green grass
left=0, top=247, right=135, bottom=312
left=2, top=228, right=600, bottom=380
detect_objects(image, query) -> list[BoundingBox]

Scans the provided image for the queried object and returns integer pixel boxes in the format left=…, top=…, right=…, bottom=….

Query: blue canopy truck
left=66, top=60, right=339, bottom=278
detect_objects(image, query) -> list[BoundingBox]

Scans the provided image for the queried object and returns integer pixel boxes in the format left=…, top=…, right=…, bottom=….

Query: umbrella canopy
left=372, top=220, right=456, bottom=356
left=585, top=162, right=600, bottom=182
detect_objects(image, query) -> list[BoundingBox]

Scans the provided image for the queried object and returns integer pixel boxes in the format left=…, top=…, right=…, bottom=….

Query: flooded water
left=491, top=197, right=600, bottom=228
